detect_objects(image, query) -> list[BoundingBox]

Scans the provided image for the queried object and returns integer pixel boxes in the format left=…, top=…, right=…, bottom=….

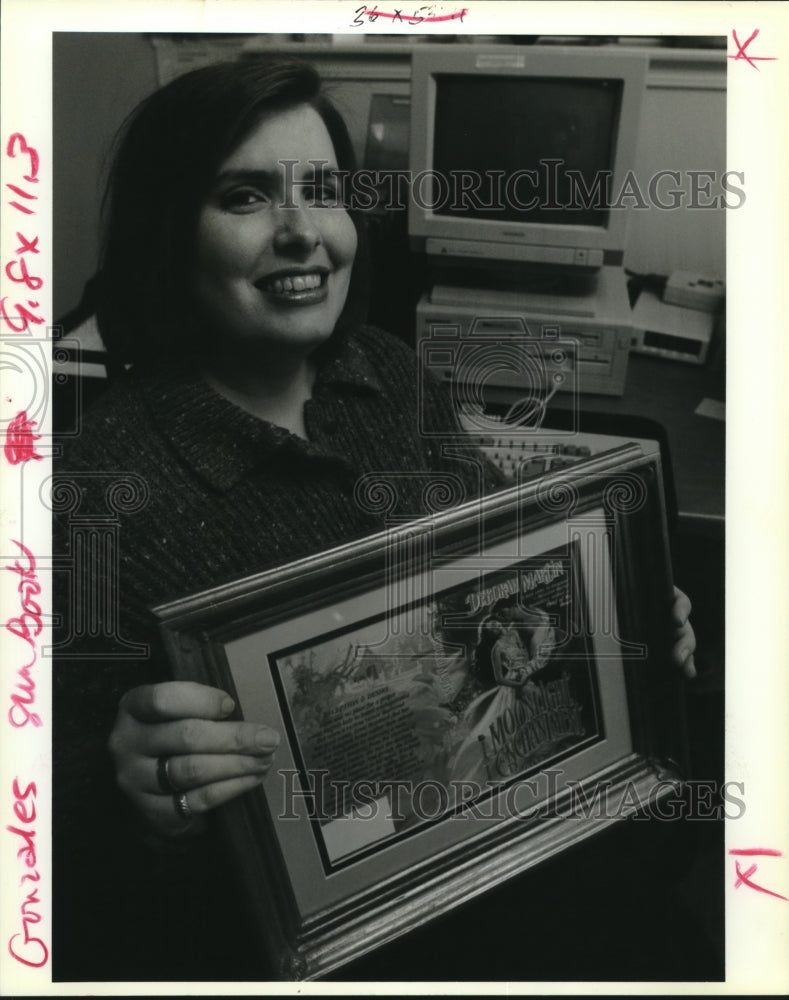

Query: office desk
left=485, top=352, right=725, bottom=530
left=576, top=354, right=724, bottom=527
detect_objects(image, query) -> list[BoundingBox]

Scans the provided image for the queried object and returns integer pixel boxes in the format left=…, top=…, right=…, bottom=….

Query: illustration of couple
left=448, top=604, right=557, bottom=785
left=486, top=611, right=555, bottom=689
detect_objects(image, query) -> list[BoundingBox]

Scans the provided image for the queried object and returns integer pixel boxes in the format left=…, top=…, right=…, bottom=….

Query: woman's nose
left=272, top=203, right=321, bottom=255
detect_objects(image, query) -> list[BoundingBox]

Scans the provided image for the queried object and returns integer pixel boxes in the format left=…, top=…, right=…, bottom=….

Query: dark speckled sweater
left=52, top=325, right=502, bottom=981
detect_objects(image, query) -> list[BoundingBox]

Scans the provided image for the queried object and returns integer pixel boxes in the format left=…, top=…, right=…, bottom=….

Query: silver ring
left=174, top=791, right=192, bottom=822
left=156, top=756, right=179, bottom=794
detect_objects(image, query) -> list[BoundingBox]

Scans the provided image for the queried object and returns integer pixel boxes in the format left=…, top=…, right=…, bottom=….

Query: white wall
left=625, top=54, right=726, bottom=278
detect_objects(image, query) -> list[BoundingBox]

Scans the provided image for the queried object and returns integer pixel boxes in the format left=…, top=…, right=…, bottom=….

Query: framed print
left=154, top=442, right=685, bottom=980
left=5, top=2, right=789, bottom=995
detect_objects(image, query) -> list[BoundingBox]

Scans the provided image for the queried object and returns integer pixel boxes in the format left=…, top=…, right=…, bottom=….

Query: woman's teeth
left=263, top=273, right=324, bottom=294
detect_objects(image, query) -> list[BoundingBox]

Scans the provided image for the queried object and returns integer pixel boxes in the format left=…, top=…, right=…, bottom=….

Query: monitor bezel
left=408, top=45, right=649, bottom=271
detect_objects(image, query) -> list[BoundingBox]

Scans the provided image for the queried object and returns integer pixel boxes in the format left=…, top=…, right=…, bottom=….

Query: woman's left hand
left=670, top=586, right=697, bottom=679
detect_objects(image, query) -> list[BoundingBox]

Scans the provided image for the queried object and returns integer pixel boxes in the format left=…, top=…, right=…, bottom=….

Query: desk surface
left=486, top=353, right=725, bottom=526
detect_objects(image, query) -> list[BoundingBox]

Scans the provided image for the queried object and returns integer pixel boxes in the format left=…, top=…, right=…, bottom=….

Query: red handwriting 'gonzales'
left=6, top=539, right=43, bottom=728
left=2, top=133, right=44, bottom=334
left=7, top=778, right=49, bottom=969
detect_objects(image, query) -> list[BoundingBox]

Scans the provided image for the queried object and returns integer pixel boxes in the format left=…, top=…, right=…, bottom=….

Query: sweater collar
left=314, top=325, right=385, bottom=394
left=138, top=327, right=384, bottom=491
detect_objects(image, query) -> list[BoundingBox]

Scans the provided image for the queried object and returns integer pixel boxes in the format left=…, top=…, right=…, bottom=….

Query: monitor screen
left=433, top=75, right=622, bottom=228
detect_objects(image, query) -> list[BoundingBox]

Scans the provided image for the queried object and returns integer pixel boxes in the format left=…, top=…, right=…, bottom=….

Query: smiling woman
left=95, top=59, right=369, bottom=369
left=194, top=105, right=357, bottom=356
left=52, top=56, right=503, bottom=982
left=52, top=55, right=697, bottom=984
left=194, top=103, right=359, bottom=435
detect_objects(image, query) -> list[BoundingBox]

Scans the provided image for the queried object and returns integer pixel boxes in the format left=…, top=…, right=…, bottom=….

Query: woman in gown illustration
left=448, top=606, right=556, bottom=785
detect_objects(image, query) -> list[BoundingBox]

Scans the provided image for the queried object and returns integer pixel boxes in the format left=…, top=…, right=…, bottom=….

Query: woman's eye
left=221, top=188, right=267, bottom=211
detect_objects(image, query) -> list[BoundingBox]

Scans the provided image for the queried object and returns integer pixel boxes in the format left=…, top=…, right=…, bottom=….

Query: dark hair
left=96, top=58, right=368, bottom=366
left=473, top=616, right=505, bottom=686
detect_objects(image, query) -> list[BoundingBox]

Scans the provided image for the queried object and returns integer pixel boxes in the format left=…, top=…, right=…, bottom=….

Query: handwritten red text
left=728, top=29, right=777, bottom=70
left=6, top=778, right=49, bottom=968
left=6, top=539, right=43, bottom=728
left=730, top=847, right=788, bottom=901
left=352, top=4, right=468, bottom=27
left=2, top=134, right=44, bottom=334
left=4, top=410, right=43, bottom=465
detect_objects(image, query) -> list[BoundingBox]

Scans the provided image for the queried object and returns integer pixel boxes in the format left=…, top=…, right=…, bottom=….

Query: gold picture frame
left=154, top=443, right=684, bottom=980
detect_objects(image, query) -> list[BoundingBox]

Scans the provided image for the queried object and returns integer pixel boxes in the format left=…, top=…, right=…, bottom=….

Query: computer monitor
left=408, top=46, right=648, bottom=279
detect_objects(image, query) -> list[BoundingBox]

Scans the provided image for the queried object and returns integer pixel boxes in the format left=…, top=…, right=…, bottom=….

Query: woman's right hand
left=108, top=681, right=280, bottom=839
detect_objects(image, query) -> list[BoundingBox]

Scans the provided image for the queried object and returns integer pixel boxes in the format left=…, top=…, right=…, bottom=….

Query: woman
left=53, top=57, right=696, bottom=981
left=489, top=608, right=555, bottom=685
left=447, top=609, right=556, bottom=784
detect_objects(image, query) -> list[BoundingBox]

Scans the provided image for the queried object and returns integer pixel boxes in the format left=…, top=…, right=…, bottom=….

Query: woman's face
left=192, top=104, right=357, bottom=356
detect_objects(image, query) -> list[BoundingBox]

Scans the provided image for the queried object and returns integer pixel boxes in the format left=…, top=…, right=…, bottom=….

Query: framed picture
left=154, top=443, right=685, bottom=981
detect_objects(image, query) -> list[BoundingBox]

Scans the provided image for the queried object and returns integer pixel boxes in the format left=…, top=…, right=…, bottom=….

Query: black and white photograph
left=0, top=0, right=787, bottom=994
left=150, top=448, right=688, bottom=979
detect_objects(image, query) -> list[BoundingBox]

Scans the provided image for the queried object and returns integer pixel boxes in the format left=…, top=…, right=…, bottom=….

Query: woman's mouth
left=256, top=270, right=329, bottom=304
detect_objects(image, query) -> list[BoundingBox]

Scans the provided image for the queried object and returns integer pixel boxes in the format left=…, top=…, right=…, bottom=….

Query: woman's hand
left=670, top=586, right=697, bottom=679
left=108, top=681, right=280, bottom=838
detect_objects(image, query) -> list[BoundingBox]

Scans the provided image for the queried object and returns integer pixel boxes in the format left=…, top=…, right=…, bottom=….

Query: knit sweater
left=52, top=324, right=503, bottom=981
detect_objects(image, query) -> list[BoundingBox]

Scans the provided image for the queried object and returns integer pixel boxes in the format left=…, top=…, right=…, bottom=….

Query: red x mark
left=730, top=848, right=788, bottom=901
left=728, top=29, right=777, bottom=70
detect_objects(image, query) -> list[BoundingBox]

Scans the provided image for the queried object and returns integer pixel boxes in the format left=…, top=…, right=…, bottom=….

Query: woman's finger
left=681, top=653, right=697, bottom=679
left=135, top=717, right=280, bottom=758
left=138, top=774, right=267, bottom=835
left=672, top=619, right=696, bottom=647
left=671, top=620, right=697, bottom=678
left=120, top=681, right=236, bottom=724
left=671, top=586, right=692, bottom=626
left=135, top=752, right=276, bottom=794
